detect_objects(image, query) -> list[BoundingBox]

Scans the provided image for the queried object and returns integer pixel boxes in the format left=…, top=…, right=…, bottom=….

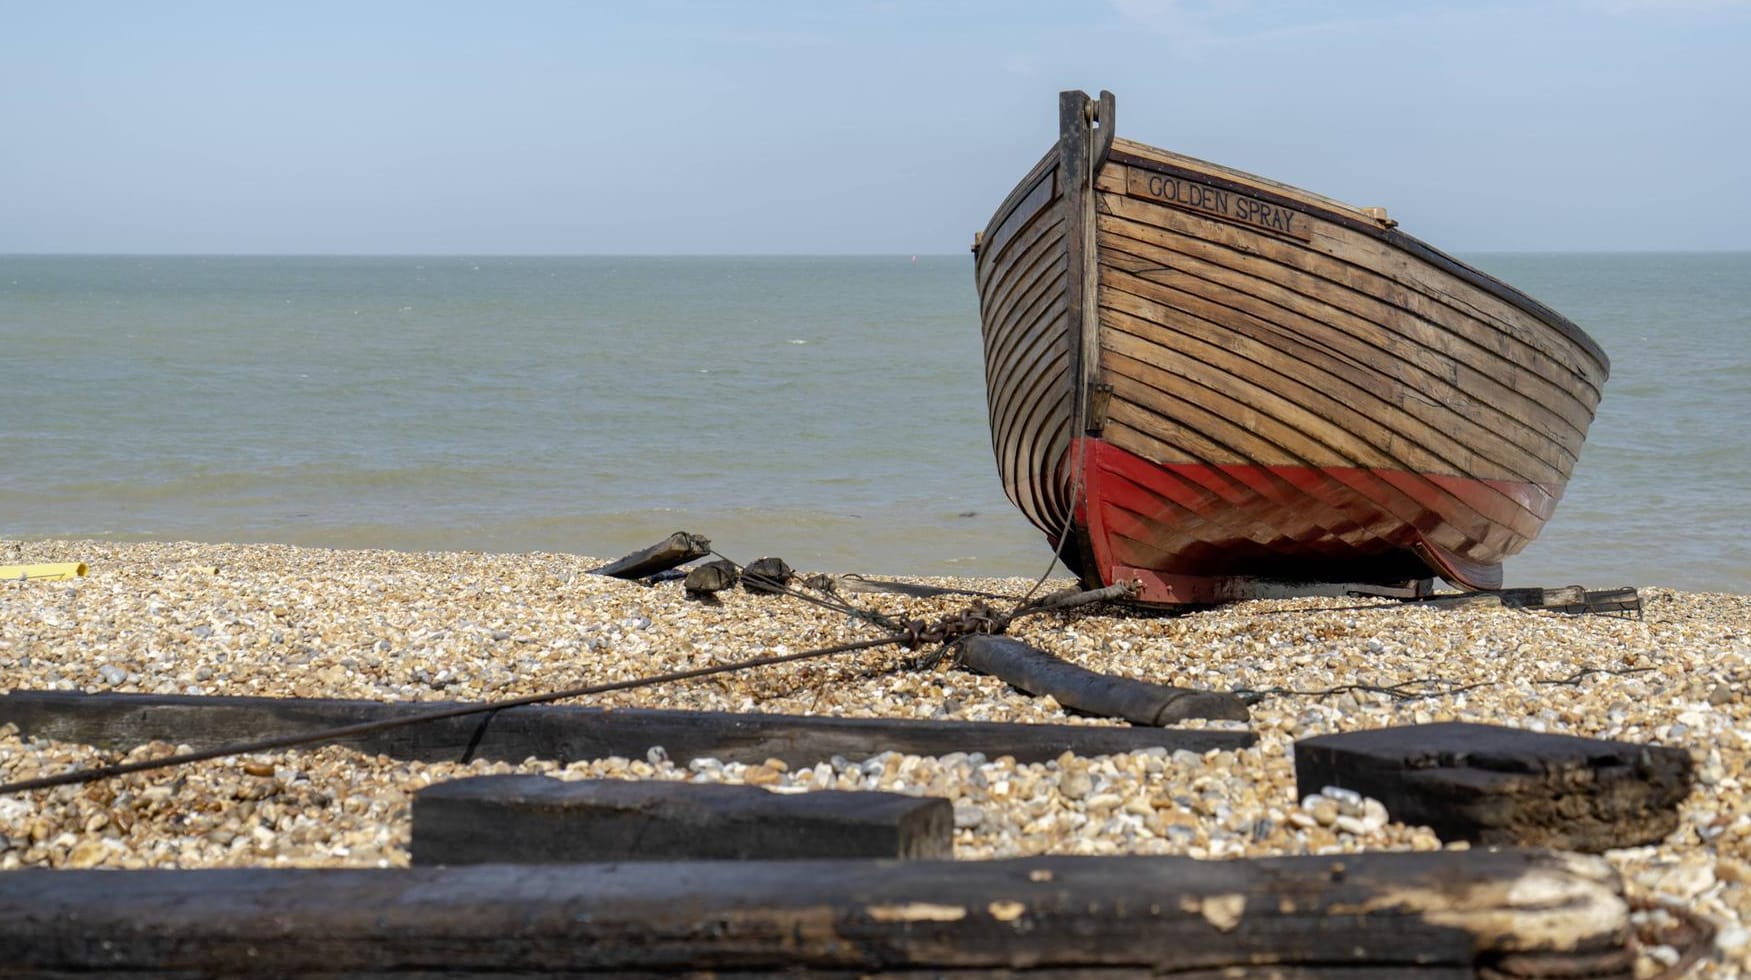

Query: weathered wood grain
left=411, top=776, right=952, bottom=864
left=1102, top=181, right=1604, bottom=405
left=1295, top=722, right=1693, bottom=851
left=0, top=851, right=1633, bottom=976
left=1094, top=213, right=1596, bottom=458
left=1097, top=251, right=1571, bottom=482
left=0, top=690, right=1254, bottom=767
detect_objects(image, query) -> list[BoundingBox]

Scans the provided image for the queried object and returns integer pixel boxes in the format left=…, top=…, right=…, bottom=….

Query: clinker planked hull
left=972, top=91, right=1609, bottom=604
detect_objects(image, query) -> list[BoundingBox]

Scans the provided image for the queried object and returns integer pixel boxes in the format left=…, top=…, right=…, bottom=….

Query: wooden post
left=1060, top=89, right=1104, bottom=436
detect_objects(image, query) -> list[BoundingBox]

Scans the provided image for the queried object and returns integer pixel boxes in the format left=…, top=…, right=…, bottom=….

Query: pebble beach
left=3, top=538, right=1749, bottom=975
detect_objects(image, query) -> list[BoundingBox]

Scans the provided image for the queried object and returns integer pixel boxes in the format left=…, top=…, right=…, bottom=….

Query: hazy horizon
left=6, top=1, right=1748, bottom=255
left=8, top=248, right=1751, bottom=258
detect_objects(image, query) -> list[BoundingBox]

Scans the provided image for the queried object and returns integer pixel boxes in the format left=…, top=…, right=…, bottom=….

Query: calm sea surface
left=2, top=254, right=1746, bottom=593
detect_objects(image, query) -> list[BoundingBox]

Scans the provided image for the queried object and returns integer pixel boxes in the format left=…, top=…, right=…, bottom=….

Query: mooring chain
left=897, top=599, right=1005, bottom=650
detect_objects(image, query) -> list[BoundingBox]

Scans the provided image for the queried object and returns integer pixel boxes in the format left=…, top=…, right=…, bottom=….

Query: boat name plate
left=1126, top=169, right=1313, bottom=241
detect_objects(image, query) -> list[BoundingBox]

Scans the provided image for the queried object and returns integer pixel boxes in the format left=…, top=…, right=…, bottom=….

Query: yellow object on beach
left=0, top=562, right=88, bottom=581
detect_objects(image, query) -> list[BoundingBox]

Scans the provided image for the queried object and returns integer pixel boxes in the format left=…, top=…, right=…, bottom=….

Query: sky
left=3, top=0, right=1748, bottom=254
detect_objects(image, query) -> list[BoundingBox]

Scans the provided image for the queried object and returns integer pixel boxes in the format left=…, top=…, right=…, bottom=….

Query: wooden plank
left=410, top=776, right=952, bottom=864
left=1096, top=306, right=1555, bottom=537
left=1103, top=140, right=1609, bottom=381
left=980, top=169, right=1057, bottom=268
left=1097, top=251, right=1570, bottom=483
left=1294, top=722, right=1693, bottom=852
left=1097, top=191, right=1602, bottom=415
left=958, top=635, right=1248, bottom=725
left=1099, top=383, right=1498, bottom=564
left=977, top=210, right=1063, bottom=335
left=0, top=851, right=1634, bottom=976
left=0, top=690, right=1255, bottom=767
left=1095, top=213, right=1589, bottom=457
left=1100, top=184, right=1600, bottom=411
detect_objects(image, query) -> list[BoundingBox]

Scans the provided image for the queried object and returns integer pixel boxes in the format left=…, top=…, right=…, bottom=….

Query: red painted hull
left=1072, top=439, right=1560, bottom=603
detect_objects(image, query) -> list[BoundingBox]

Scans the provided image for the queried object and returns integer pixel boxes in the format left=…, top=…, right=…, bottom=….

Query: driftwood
left=1295, top=722, right=1693, bottom=851
left=590, top=531, right=712, bottom=579
left=0, top=691, right=1254, bottom=768
left=411, top=776, right=951, bottom=864
left=0, top=851, right=1634, bottom=976
left=957, top=635, right=1250, bottom=725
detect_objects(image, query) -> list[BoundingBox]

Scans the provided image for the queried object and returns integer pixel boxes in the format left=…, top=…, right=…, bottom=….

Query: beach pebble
left=0, top=540, right=1746, bottom=977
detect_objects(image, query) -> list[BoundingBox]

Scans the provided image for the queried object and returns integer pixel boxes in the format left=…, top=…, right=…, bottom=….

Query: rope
left=0, top=634, right=902, bottom=796
left=0, top=539, right=1135, bottom=797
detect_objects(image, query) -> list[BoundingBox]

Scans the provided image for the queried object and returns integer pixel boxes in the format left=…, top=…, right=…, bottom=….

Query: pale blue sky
left=3, top=0, right=1747, bottom=253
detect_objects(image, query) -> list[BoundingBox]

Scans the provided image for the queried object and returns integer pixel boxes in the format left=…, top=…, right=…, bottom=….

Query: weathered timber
left=1496, top=586, right=1642, bottom=616
left=682, top=558, right=739, bottom=596
left=411, top=776, right=951, bottom=864
left=1295, top=722, right=1693, bottom=852
left=1414, top=592, right=1505, bottom=610
left=0, top=851, right=1634, bottom=976
left=1570, top=587, right=1643, bottom=617
left=0, top=690, right=1253, bottom=767
left=958, top=635, right=1249, bottom=725
left=590, top=531, right=711, bottom=579
left=1496, top=585, right=1586, bottom=608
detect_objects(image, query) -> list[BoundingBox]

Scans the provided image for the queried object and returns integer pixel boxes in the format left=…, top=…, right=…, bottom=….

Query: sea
left=2, top=253, right=1746, bottom=594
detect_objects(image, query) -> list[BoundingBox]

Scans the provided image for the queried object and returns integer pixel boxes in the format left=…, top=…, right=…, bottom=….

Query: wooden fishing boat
left=971, top=90, right=1609, bottom=604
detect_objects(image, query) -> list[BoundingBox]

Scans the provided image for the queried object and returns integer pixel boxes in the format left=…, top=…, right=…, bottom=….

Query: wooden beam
left=590, top=531, right=711, bottom=579
left=0, top=851, right=1633, bottom=976
left=1295, top=722, right=1693, bottom=852
left=0, top=691, right=1254, bottom=768
left=411, top=776, right=952, bottom=864
left=957, top=635, right=1249, bottom=725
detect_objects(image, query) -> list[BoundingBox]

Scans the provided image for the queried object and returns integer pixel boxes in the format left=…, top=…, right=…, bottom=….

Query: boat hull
left=973, top=91, right=1609, bottom=604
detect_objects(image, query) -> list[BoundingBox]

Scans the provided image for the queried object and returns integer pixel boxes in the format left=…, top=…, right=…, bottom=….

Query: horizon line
left=5, top=248, right=1751, bottom=259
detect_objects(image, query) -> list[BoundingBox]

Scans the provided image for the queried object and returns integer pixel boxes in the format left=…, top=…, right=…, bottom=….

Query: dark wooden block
left=0, top=690, right=1253, bottom=769
left=0, top=851, right=1635, bottom=976
left=411, top=776, right=951, bottom=864
left=1295, top=722, right=1693, bottom=852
